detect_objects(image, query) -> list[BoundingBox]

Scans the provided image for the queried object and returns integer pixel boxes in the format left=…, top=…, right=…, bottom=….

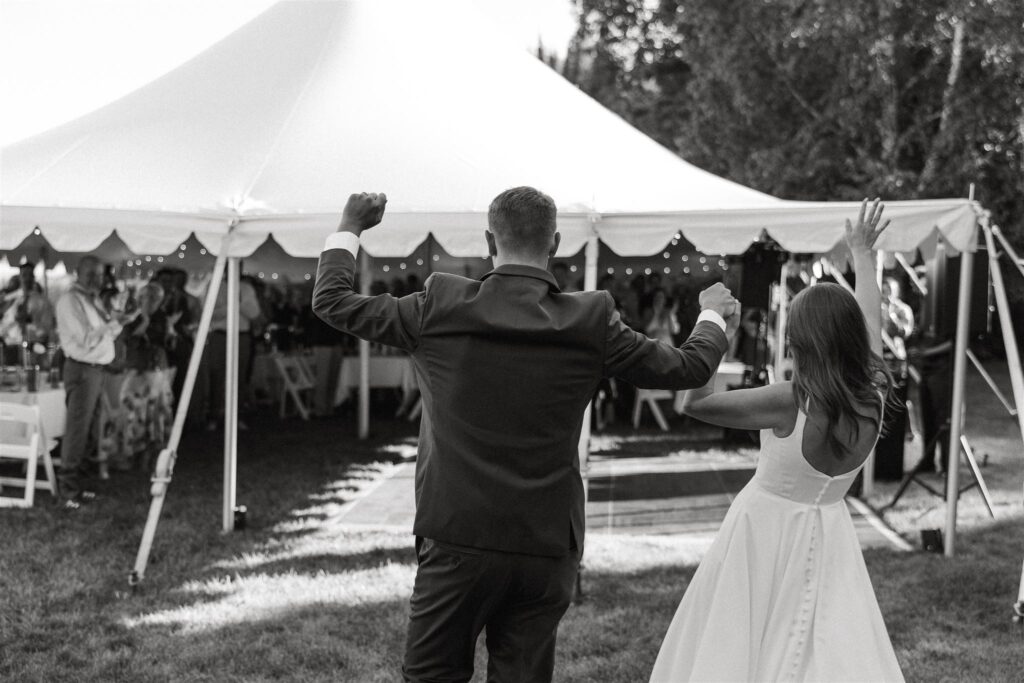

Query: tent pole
left=943, top=228, right=975, bottom=557
left=130, top=240, right=230, bottom=585
left=773, top=260, right=790, bottom=382
left=981, top=217, right=1024, bottom=450
left=578, top=234, right=599, bottom=479
left=358, top=250, right=371, bottom=439
left=982, top=219, right=1024, bottom=623
left=223, top=256, right=240, bottom=533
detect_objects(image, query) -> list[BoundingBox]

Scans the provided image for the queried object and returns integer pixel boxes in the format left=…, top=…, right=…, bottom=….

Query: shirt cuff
left=323, top=231, right=361, bottom=257
left=696, top=309, right=727, bottom=333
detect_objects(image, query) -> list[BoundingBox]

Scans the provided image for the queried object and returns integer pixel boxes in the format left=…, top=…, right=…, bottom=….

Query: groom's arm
left=312, top=233, right=425, bottom=352
left=602, top=293, right=729, bottom=390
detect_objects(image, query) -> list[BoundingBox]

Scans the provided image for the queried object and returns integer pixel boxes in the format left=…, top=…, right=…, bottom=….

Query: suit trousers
left=403, top=537, right=578, bottom=683
left=58, top=359, right=105, bottom=499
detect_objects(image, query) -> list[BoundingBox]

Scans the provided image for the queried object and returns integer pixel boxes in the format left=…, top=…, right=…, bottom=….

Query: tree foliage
left=561, top=0, right=1024, bottom=243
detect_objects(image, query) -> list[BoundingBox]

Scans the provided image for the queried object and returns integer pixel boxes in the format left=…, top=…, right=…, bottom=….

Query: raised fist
left=698, top=282, right=737, bottom=320
left=340, top=192, right=388, bottom=233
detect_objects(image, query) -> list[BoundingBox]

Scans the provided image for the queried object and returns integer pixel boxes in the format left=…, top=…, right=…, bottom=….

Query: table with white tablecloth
left=334, top=356, right=416, bottom=406
left=0, top=387, right=66, bottom=441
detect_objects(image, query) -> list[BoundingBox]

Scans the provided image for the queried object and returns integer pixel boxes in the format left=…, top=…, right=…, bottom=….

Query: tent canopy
left=1, top=0, right=978, bottom=261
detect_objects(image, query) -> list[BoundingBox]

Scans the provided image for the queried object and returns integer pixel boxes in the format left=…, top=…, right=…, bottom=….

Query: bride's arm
left=846, top=198, right=890, bottom=356
left=681, top=372, right=796, bottom=431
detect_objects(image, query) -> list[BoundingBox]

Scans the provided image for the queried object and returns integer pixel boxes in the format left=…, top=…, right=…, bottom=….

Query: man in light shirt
left=54, top=256, right=135, bottom=509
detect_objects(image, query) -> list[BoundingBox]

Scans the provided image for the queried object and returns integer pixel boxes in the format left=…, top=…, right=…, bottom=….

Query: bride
left=650, top=199, right=905, bottom=682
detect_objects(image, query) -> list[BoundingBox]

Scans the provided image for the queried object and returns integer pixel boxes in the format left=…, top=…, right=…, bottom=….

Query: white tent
left=2, top=1, right=1012, bottom=578
left=1, top=0, right=978, bottom=259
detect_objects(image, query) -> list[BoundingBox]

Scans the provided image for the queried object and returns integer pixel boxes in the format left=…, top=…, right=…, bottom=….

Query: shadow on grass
left=2, top=405, right=1019, bottom=683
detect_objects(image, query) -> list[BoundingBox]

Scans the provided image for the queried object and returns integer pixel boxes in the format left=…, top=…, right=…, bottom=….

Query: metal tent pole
left=130, top=239, right=230, bottom=585
left=943, top=229, right=975, bottom=558
left=358, top=249, right=371, bottom=439
left=223, top=256, right=240, bottom=533
left=578, top=234, right=599, bottom=477
left=773, top=260, right=790, bottom=382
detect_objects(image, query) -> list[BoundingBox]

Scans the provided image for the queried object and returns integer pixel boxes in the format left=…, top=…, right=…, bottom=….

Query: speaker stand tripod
left=884, top=419, right=995, bottom=518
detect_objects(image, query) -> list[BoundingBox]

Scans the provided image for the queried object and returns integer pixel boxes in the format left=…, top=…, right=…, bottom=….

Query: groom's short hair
left=488, top=186, right=557, bottom=257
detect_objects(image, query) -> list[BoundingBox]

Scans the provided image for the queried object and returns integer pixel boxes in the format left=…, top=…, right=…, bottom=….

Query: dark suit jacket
left=313, top=247, right=728, bottom=557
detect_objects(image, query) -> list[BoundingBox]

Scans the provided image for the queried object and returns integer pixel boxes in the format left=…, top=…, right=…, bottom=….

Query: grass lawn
left=2, top=365, right=1022, bottom=682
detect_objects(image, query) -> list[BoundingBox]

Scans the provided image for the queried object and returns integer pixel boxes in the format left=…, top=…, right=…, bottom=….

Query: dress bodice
left=755, top=409, right=866, bottom=506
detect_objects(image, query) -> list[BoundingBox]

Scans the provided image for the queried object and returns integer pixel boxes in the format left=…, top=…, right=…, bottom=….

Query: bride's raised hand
left=844, top=197, right=891, bottom=253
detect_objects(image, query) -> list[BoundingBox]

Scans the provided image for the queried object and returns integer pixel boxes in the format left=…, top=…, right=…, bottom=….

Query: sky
left=0, top=0, right=578, bottom=146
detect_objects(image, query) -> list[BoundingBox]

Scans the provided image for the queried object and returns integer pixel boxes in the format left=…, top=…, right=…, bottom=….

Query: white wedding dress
left=650, top=406, right=905, bottom=682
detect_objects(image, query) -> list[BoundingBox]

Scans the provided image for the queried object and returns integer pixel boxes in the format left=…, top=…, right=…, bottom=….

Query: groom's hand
left=698, top=282, right=737, bottom=320
left=339, top=192, right=388, bottom=235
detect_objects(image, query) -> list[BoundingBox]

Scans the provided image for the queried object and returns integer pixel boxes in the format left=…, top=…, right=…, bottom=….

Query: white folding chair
left=275, top=354, right=314, bottom=420
left=0, top=402, right=58, bottom=507
left=632, top=389, right=673, bottom=431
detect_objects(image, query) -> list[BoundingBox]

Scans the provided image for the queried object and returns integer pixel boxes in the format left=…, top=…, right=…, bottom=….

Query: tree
left=560, top=0, right=1024, bottom=244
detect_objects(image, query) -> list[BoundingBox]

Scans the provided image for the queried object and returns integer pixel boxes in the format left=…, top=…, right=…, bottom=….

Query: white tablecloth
left=0, top=387, right=66, bottom=441
left=334, top=356, right=416, bottom=406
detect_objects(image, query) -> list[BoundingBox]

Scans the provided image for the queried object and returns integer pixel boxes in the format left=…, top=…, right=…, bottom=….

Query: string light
left=681, top=255, right=688, bottom=262
left=180, top=243, right=187, bottom=250
left=683, top=267, right=690, bottom=274
left=145, top=256, right=152, bottom=262
left=416, top=259, right=424, bottom=266
left=200, top=248, right=207, bottom=255
left=178, top=253, right=184, bottom=259
left=271, top=273, right=279, bottom=280
left=644, top=267, right=652, bottom=275
left=157, top=256, right=164, bottom=263
left=569, top=265, right=577, bottom=273
left=663, top=267, right=671, bottom=274
left=304, top=274, right=311, bottom=281
left=702, top=265, right=709, bottom=272
left=625, top=268, right=633, bottom=275
left=699, top=256, right=706, bottom=264
left=606, top=267, right=615, bottom=274
left=258, top=272, right=265, bottom=278
left=382, top=265, right=390, bottom=272
left=432, top=255, right=440, bottom=262
left=663, top=252, right=670, bottom=259
left=400, top=263, right=407, bottom=270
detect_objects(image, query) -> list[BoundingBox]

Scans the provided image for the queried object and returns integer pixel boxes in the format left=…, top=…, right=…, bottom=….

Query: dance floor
left=335, top=445, right=910, bottom=552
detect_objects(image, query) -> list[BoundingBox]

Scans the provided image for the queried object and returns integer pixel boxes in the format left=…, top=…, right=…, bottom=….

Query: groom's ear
left=548, top=232, right=561, bottom=259
left=485, top=230, right=498, bottom=259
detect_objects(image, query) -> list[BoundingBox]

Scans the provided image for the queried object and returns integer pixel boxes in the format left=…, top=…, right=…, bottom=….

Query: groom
left=313, top=187, right=736, bottom=682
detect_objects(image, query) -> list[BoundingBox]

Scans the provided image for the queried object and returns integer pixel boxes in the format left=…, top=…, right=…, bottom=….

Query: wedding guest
left=54, top=256, right=134, bottom=508
left=305, top=301, right=346, bottom=417
left=200, top=272, right=261, bottom=431
left=642, top=289, right=680, bottom=345
left=0, top=262, right=56, bottom=359
left=156, top=268, right=194, bottom=404
left=120, top=282, right=174, bottom=471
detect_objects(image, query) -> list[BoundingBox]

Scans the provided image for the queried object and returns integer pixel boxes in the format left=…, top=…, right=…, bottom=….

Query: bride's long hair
left=786, top=283, right=895, bottom=458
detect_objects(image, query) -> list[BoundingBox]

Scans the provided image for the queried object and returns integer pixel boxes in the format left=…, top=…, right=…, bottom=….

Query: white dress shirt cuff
left=696, top=309, right=727, bottom=333
left=323, top=231, right=361, bottom=257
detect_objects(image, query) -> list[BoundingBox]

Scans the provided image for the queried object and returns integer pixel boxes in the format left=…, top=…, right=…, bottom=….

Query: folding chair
left=632, top=389, right=673, bottom=431
left=275, top=354, right=314, bottom=420
left=0, top=402, right=58, bottom=507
